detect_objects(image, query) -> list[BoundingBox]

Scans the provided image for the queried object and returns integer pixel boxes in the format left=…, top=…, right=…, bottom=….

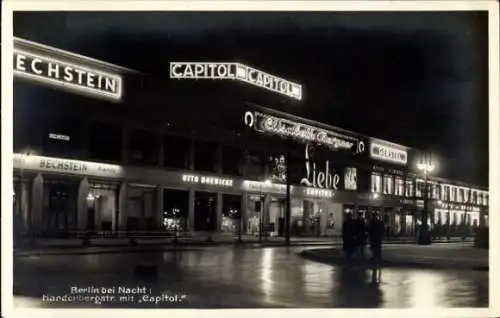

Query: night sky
left=13, top=11, right=489, bottom=186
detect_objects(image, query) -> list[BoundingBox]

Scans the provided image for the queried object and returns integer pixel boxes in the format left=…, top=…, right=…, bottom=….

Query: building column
left=118, top=182, right=128, bottom=232
left=20, top=181, right=30, bottom=232
left=30, top=173, right=44, bottom=236
left=188, top=188, right=195, bottom=232
left=77, top=177, right=89, bottom=233
left=156, top=185, right=164, bottom=230
left=216, top=192, right=223, bottom=232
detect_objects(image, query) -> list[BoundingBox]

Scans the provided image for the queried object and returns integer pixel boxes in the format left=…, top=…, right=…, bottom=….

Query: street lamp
left=259, top=179, right=272, bottom=243
left=416, top=153, right=435, bottom=245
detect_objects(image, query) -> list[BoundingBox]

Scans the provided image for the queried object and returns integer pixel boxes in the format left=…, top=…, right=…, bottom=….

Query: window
left=222, top=194, right=242, bottom=233
left=457, top=188, right=464, bottom=203
left=405, top=180, right=414, bottom=197
left=163, top=134, right=191, bottom=169
left=395, top=177, right=404, bottom=196
left=88, top=122, right=122, bottom=162
left=441, top=185, right=449, bottom=201
left=477, top=192, right=483, bottom=206
left=472, top=190, right=478, bottom=205
left=485, top=193, right=489, bottom=206
left=222, top=146, right=243, bottom=176
left=415, top=180, right=424, bottom=197
left=194, top=141, right=218, bottom=173
left=194, top=191, right=217, bottom=231
left=432, top=183, right=440, bottom=199
left=371, top=173, right=382, bottom=193
left=464, top=188, right=470, bottom=203
left=450, top=187, right=457, bottom=202
left=162, top=189, right=189, bottom=232
left=128, top=130, right=159, bottom=166
left=383, top=175, right=393, bottom=195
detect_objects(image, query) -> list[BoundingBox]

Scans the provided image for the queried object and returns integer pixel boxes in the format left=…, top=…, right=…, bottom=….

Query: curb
left=300, top=250, right=488, bottom=271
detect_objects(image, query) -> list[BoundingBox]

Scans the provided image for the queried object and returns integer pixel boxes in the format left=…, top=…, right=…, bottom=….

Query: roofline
left=14, top=36, right=142, bottom=75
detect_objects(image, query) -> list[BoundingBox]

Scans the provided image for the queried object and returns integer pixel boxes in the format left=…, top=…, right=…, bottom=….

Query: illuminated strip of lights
left=304, top=187, right=334, bottom=199
left=49, top=133, right=70, bottom=141
left=13, top=49, right=123, bottom=101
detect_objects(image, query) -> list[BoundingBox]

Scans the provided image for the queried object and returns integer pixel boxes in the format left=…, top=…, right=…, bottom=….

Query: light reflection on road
left=14, top=246, right=488, bottom=308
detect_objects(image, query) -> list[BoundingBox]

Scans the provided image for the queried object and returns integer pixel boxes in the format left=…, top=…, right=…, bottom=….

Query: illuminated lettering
left=300, top=144, right=340, bottom=190
left=370, top=143, right=407, bottom=165
left=182, top=174, right=233, bottom=187
left=13, top=50, right=123, bottom=100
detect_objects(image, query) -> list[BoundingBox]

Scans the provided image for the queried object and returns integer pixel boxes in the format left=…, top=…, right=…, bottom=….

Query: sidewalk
left=300, top=242, right=488, bottom=271
left=14, top=235, right=473, bottom=256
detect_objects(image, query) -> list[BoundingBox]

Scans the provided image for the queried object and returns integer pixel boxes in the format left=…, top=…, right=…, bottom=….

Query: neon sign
left=13, top=50, right=123, bottom=100
left=245, top=111, right=364, bottom=152
left=182, top=174, right=233, bottom=187
left=170, top=62, right=302, bottom=100
left=300, top=144, right=341, bottom=190
left=370, top=143, right=407, bottom=165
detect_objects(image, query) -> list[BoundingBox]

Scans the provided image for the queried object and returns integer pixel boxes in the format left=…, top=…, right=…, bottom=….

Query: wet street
left=14, top=245, right=488, bottom=308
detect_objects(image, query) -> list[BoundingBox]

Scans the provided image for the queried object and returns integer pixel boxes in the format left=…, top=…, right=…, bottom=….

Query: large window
left=163, top=189, right=189, bottom=233
left=450, top=187, right=457, bottom=202
left=383, top=175, right=393, bottom=195
left=371, top=173, right=382, bottom=193
left=432, top=183, right=440, bottom=199
left=88, top=122, right=122, bottom=162
left=415, top=180, right=424, bottom=198
left=395, top=177, right=404, bottom=196
left=477, top=192, right=483, bottom=206
left=485, top=193, right=489, bottom=206
left=222, top=146, right=243, bottom=176
left=194, top=191, right=217, bottom=231
left=442, top=185, right=449, bottom=201
left=128, top=130, right=159, bottom=166
left=222, top=194, right=242, bottom=233
left=194, top=141, right=218, bottom=173
left=472, top=190, right=478, bottom=205
left=457, top=188, right=464, bottom=203
left=405, top=180, right=414, bottom=197
left=163, top=134, right=191, bottom=169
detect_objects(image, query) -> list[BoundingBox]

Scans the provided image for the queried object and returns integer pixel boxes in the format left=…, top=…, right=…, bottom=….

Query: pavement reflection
left=14, top=245, right=488, bottom=308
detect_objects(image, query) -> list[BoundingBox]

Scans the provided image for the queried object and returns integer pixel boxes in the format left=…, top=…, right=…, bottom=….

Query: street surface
left=14, top=243, right=488, bottom=308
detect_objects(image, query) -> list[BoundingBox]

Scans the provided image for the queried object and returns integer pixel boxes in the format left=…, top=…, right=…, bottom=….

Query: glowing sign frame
left=370, top=142, right=408, bottom=165
left=170, top=62, right=302, bottom=100
left=13, top=49, right=123, bottom=101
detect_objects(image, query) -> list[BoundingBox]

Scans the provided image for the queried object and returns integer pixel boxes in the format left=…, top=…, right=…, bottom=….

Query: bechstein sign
left=170, top=62, right=302, bottom=100
left=244, top=111, right=365, bottom=153
left=370, top=142, right=407, bottom=165
left=13, top=49, right=123, bottom=100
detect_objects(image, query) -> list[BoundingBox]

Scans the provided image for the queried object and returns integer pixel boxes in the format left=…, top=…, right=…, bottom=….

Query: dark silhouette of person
left=368, top=212, right=385, bottom=263
left=355, top=213, right=367, bottom=258
left=342, top=212, right=356, bottom=258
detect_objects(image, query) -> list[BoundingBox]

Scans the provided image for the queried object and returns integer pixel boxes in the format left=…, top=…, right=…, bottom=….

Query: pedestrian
left=355, top=213, right=367, bottom=258
left=368, top=212, right=385, bottom=263
left=342, top=212, right=356, bottom=258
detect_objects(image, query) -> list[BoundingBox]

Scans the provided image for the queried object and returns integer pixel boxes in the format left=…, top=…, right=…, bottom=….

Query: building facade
left=12, top=37, right=489, bottom=240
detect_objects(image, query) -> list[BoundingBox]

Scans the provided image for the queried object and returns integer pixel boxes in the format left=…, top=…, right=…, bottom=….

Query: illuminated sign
left=304, top=187, right=334, bottom=199
left=13, top=154, right=122, bottom=178
left=48, top=133, right=70, bottom=141
left=182, top=174, right=233, bottom=187
left=14, top=50, right=123, bottom=100
left=300, top=144, right=341, bottom=190
left=170, top=62, right=302, bottom=100
left=344, top=167, right=357, bottom=191
left=243, top=180, right=286, bottom=194
left=370, top=143, right=407, bottom=165
left=244, top=111, right=364, bottom=153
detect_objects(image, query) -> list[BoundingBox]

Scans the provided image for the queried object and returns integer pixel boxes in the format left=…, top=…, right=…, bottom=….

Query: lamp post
left=416, top=152, right=435, bottom=245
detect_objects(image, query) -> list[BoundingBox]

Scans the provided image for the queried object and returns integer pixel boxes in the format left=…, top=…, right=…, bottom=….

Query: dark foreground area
left=14, top=244, right=488, bottom=308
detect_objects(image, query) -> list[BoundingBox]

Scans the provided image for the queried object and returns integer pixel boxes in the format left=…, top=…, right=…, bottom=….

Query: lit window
left=371, top=173, right=382, bottom=193
left=395, top=177, right=404, bottom=196
left=485, top=193, right=489, bottom=206
left=415, top=180, right=423, bottom=197
left=405, top=180, right=414, bottom=197
left=383, top=175, right=393, bottom=195
left=450, top=187, right=457, bottom=202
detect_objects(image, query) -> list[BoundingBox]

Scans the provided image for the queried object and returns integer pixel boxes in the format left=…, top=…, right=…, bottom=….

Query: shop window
left=87, top=183, right=118, bottom=233
left=405, top=180, right=414, bottom=197
left=450, top=187, right=457, bottom=202
left=88, top=122, right=122, bottom=163
left=371, top=173, right=382, bottom=193
left=128, top=129, right=159, bottom=166
left=222, top=146, right=243, bottom=176
left=194, top=141, right=218, bottom=173
left=163, top=134, right=191, bottom=169
left=383, top=175, right=393, bottom=195
left=163, top=189, right=189, bottom=233
left=42, top=180, right=78, bottom=237
left=194, top=191, right=217, bottom=231
left=394, top=177, right=404, bottom=196
left=222, top=194, right=242, bottom=233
